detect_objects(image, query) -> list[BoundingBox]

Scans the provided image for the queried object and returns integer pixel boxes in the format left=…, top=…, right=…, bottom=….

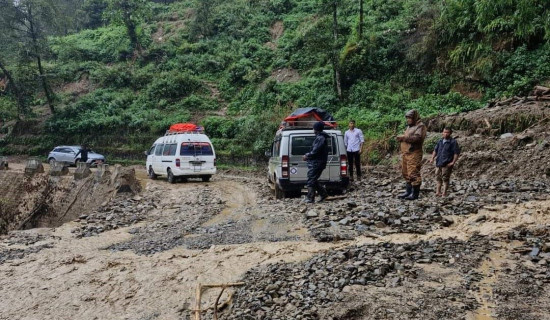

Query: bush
left=50, top=26, right=131, bottom=63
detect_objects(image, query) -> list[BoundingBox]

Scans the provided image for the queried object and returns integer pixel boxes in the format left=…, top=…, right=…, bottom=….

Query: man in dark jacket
left=430, top=127, right=460, bottom=196
left=303, top=121, right=329, bottom=203
left=74, top=144, right=90, bottom=164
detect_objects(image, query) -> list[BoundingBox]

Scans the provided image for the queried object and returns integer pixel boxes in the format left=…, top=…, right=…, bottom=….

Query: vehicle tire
left=274, top=183, right=285, bottom=199
left=74, top=158, right=79, bottom=166
left=48, top=158, right=56, bottom=165
left=201, top=175, right=211, bottom=182
left=148, top=166, right=158, bottom=180
left=167, top=169, right=176, bottom=184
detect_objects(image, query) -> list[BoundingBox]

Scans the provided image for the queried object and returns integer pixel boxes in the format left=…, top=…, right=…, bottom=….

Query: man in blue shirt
left=430, top=128, right=460, bottom=197
left=344, top=120, right=364, bottom=181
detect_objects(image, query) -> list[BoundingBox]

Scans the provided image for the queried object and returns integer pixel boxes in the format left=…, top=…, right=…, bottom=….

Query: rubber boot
left=303, top=187, right=315, bottom=203
left=318, top=185, right=329, bottom=202
left=405, top=185, right=420, bottom=200
left=398, top=183, right=412, bottom=199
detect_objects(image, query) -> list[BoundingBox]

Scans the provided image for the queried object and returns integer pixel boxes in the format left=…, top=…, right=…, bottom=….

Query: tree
left=105, top=0, right=151, bottom=51
left=358, top=0, right=364, bottom=40
left=1, top=0, right=59, bottom=114
left=319, top=0, right=343, bottom=98
left=0, top=2, right=27, bottom=118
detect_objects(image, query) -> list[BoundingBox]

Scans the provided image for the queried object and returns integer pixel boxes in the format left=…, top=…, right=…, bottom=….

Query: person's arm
left=403, top=125, right=426, bottom=144
left=74, top=150, right=81, bottom=158
left=344, top=131, right=348, bottom=147
left=430, top=141, right=439, bottom=163
left=359, top=129, right=365, bottom=153
left=448, top=141, right=460, bottom=167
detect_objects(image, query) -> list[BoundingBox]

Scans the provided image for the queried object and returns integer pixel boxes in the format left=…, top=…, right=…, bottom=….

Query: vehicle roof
left=276, top=129, right=343, bottom=136
left=153, top=133, right=212, bottom=144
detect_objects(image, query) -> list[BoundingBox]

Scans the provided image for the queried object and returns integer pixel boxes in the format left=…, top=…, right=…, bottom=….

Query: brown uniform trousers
left=400, top=122, right=426, bottom=187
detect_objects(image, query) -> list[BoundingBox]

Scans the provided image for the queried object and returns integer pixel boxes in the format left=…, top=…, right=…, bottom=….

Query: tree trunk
left=0, top=60, right=26, bottom=118
left=358, top=0, right=364, bottom=40
left=28, top=5, right=55, bottom=114
left=332, top=1, right=342, bottom=99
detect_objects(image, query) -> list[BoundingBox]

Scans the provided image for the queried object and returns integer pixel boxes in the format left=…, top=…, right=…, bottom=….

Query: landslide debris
left=222, top=236, right=491, bottom=320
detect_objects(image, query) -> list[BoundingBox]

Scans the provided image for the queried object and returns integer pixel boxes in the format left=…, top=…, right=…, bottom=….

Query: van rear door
left=180, top=142, right=215, bottom=172
left=288, top=134, right=338, bottom=182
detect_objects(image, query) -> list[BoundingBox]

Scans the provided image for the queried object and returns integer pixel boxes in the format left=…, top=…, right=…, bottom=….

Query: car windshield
left=180, top=142, right=213, bottom=156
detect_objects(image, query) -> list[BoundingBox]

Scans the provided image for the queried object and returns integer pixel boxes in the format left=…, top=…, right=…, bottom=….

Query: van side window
left=180, top=142, right=214, bottom=156
left=273, top=137, right=281, bottom=157
left=163, top=143, right=177, bottom=156
left=291, top=136, right=337, bottom=156
left=154, top=144, right=164, bottom=156
left=148, top=145, right=156, bottom=155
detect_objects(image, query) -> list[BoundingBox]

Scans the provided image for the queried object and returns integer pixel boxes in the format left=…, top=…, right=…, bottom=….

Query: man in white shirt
left=344, top=120, right=364, bottom=181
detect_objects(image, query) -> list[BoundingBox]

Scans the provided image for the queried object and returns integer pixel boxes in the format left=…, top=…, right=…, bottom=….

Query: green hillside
left=1, top=0, right=549, bottom=163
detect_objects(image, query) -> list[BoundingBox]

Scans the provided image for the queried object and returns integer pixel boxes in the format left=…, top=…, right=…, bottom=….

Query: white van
left=145, top=131, right=216, bottom=183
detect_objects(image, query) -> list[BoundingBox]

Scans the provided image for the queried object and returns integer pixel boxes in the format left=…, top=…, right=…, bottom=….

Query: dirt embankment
left=0, top=163, right=140, bottom=235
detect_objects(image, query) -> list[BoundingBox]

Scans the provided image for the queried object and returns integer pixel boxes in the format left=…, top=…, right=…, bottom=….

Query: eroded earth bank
left=1, top=101, right=550, bottom=320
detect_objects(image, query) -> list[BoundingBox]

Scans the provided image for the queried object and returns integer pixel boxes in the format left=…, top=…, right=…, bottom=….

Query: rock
left=529, top=247, right=540, bottom=257
left=306, top=210, right=318, bottom=218
left=500, top=133, right=514, bottom=139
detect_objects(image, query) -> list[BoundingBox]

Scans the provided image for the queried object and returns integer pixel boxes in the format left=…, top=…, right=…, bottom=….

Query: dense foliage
left=1, top=0, right=549, bottom=162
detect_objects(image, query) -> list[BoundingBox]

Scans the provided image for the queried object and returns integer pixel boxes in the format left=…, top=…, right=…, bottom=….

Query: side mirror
left=264, top=149, right=272, bottom=157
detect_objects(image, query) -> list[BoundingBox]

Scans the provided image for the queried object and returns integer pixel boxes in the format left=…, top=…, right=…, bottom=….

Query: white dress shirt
left=344, top=128, right=364, bottom=152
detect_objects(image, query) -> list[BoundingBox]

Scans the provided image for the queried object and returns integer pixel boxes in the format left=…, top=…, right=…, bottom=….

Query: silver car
left=47, top=145, right=106, bottom=166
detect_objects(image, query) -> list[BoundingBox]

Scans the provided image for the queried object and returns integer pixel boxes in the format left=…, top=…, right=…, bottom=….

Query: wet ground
left=1, top=163, right=549, bottom=319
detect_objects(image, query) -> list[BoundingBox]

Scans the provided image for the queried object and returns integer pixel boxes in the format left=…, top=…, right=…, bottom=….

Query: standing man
left=302, top=121, right=329, bottom=203
left=396, top=110, right=426, bottom=200
left=430, top=128, right=460, bottom=197
left=74, top=144, right=90, bottom=165
left=344, top=120, right=364, bottom=181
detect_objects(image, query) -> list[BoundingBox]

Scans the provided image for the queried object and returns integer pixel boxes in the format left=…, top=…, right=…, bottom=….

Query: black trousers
left=347, top=151, right=361, bottom=178
left=306, top=161, right=326, bottom=190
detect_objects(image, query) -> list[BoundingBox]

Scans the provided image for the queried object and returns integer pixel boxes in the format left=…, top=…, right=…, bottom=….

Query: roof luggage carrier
left=165, top=127, right=205, bottom=136
left=278, top=120, right=338, bottom=131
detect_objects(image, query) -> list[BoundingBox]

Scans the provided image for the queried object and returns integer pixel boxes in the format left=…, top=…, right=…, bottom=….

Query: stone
left=74, top=162, right=92, bottom=180
left=24, top=158, right=44, bottom=175
left=500, top=132, right=514, bottom=139
left=306, top=210, right=318, bottom=218
left=0, top=157, right=8, bottom=170
left=49, top=161, right=69, bottom=176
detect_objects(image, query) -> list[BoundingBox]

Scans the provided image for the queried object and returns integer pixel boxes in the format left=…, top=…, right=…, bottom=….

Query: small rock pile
left=107, top=187, right=226, bottom=255
left=71, top=195, right=156, bottom=238
left=0, top=233, right=55, bottom=265
left=223, top=237, right=491, bottom=320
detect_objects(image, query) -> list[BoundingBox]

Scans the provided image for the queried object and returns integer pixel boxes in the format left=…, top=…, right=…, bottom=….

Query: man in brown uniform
left=396, top=110, right=427, bottom=200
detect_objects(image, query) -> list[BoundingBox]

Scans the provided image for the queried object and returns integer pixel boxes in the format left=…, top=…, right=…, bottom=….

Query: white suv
left=47, top=146, right=106, bottom=166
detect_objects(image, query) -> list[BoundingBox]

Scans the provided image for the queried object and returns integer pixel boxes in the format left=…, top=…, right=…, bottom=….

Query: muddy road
left=1, top=165, right=549, bottom=320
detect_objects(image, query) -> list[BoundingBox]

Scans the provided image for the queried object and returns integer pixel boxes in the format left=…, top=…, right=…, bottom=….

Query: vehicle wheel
left=148, top=166, right=158, bottom=180
left=48, top=158, right=56, bottom=165
left=167, top=169, right=175, bottom=184
left=274, top=183, right=285, bottom=199
left=201, top=175, right=211, bottom=182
